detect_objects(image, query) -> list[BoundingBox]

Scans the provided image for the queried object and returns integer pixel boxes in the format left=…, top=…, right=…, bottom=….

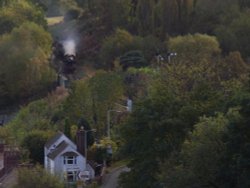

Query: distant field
left=46, top=16, right=64, bottom=26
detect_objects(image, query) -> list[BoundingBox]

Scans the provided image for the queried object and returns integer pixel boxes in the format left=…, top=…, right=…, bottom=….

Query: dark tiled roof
left=63, top=151, right=79, bottom=157
left=45, top=132, right=63, bottom=149
left=47, top=141, right=68, bottom=160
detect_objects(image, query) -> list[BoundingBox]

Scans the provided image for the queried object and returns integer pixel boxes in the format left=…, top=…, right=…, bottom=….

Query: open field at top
left=46, top=16, right=64, bottom=26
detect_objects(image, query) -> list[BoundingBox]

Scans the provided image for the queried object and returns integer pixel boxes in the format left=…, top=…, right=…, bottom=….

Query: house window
left=67, top=171, right=78, bottom=182
left=63, top=156, right=77, bottom=165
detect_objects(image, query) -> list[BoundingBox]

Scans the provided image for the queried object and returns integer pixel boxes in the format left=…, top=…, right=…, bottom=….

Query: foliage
left=119, top=31, right=250, bottom=186
left=6, top=87, right=68, bottom=143
left=99, top=29, right=164, bottom=69
left=0, top=126, right=11, bottom=143
left=182, top=114, right=229, bottom=187
left=0, top=0, right=47, bottom=35
left=160, top=97, right=250, bottom=188
left=21, top=130, right=55, bottom=164
left=13, top=165, right=64, bottom=188
left=63, top=8, right=81, bottom=21
left=168, top=33, right=221, bottom=64
left=217, top=51, right=249, bottom=80
left=63, top=71, right=124, bottom=135
left=89, top=137, right=117, bottom=164
left=190, top=0, right=239, bottom=34
left=100, top=29, right=134, bottom=69
left=119, top=50, right=147, bottom=70
left=119, top=94, right=187, bottom=187
left=88, top=0, right=130, bottom=32
left=32, top=0, right=79, bottom=16
left=215, top=10, right=250, bottom=58
left=0, top=22, right=55, bottom=106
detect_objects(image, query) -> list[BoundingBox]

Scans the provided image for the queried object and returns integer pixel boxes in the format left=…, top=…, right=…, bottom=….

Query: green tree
left=221, top=97, right=250, bottom=187
left=135, top=0, right=155, bottom=36
left=21, top=130, right=55, bottom=164
left=119, top=90, right=187, bottom=187
left=182, top=114, right=229, bottom=187
left=215, top=11, right=250, bottom=58
left=0, top=0, right=47, bottom=35
left=168, top=33, right=221, bottom=64
left=0, top=22, right=55, bottom=106
left=88, top=71, right=124, bottom=135
left=217, top=51, right=249, bottom=80
left=190, top=0, right=238, bottom=34
left=6, top=95, right=65, bottom=143
left=88, top=0, right=130, bottom=31
left=119, top=50, right=147, bottom=70
left=100, top=28, right=134, bottom=69
left=63, top=71, right=124, bottom=135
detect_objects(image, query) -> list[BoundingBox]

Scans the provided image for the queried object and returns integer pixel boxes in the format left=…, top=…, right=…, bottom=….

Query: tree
left=0, top=0, right=47, bottom=35
left=88, top=71, right=124, bottom=135
left=6, top=94, right=65, bottom=143
left=63, top=71, right=124, bottom=135
left=0, top=22, right=55, bottom=106
left=181, top=114, right=229, bottom=187
left=217, top=51, right=249, bottom=80
left=190, top=0, right=238, bottom=34
left=100, top=29, right=134, bottom=69
left=215, top=10, right=250, bottom=58
left=119, top=50, right=147, bottom=70
left=21, top=130, right=55, bottom=164
left=168, top=33, right=221, bottom=64
left=221, top=97, right=250, bottom=187
left=119, top=90, right=187, bottom=187
left=135, top=0, right=155, bottom=36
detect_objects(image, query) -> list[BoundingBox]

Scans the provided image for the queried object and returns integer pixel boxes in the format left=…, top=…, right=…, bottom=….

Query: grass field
left=46, top=16, right=64, bottom=26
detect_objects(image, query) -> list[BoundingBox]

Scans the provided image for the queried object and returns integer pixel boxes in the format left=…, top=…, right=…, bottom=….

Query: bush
left=13, top=165, right=64, bottom=188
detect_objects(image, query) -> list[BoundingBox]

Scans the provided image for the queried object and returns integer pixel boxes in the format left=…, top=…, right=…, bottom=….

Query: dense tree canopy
left=0, top=0, right=47, bottom=35
left=0, top=22, right=55, bottom=106
left=1, top=0, right=250, bottom=187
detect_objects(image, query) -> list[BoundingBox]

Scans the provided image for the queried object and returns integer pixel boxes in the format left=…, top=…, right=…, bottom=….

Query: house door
left=66, top=171, right=78, bottom=183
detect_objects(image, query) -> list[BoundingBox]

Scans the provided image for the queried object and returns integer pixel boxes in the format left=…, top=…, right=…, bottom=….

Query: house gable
left=44, top=132, right=76, bottom=157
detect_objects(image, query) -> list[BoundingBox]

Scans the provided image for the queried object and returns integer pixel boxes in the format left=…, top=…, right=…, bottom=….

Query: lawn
left=46, top=16, right=64, bottom=26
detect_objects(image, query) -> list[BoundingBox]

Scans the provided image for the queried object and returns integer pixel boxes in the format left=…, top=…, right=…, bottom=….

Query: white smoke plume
left=63, top=39, right=76, bottom=55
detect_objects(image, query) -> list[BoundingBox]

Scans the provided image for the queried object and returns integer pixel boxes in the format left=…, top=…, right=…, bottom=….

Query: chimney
left=76, top=126, right=86, bottom=156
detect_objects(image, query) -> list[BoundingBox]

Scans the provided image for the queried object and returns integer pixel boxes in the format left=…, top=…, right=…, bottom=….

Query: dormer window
left=63, top=156, right=77, bottom=165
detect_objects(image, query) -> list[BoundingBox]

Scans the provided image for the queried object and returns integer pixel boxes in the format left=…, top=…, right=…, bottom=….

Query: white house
left=44, top=132, right=95, bottom=183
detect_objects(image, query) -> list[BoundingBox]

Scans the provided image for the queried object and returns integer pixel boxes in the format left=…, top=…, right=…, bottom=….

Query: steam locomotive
left=62, top=54, right=76, bottom=75
left=52, top=40, right=76, bottom=75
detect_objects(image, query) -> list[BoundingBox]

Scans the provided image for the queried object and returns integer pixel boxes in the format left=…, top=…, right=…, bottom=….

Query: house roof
left=63, top=151, right=79, bottom=157
left=47, top=141, right=68, bottom=160
left=45, top=132, right=63, bottom=149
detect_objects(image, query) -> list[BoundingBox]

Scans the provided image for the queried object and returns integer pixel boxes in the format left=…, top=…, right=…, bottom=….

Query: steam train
left=52, top=40, right=77, bottom=75
left=62, top=54, right=76, bottom=75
